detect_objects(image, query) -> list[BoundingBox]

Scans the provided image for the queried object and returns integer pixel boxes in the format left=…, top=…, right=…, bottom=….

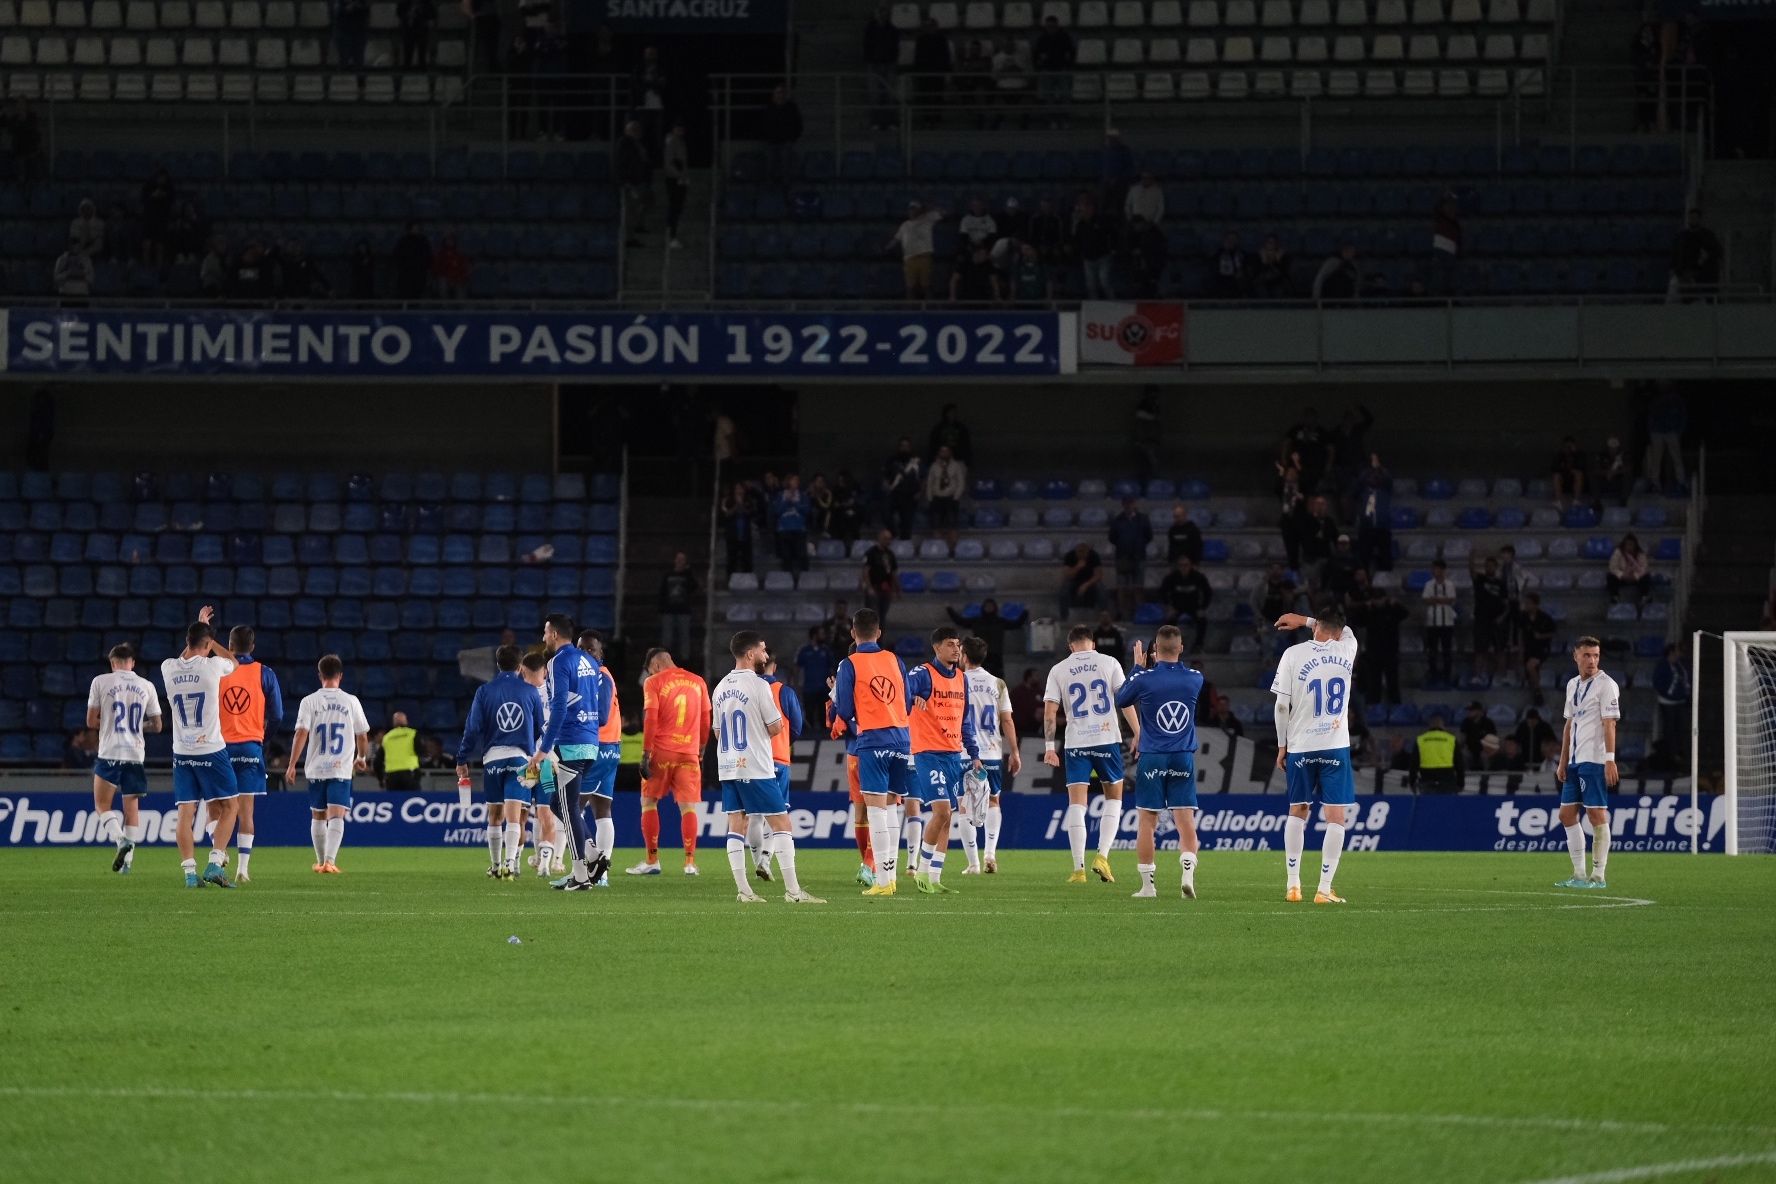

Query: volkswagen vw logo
left=1156, top=700, right=1191, bottom=734
left=495, top=702, right=525, bottom=732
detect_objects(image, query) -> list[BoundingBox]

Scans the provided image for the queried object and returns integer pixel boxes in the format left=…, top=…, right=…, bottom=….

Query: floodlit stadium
left=2, top=2, right=1775, bottom=1181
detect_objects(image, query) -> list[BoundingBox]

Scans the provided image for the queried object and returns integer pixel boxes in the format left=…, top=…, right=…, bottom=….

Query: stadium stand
left=0, top=468, right=621, bottom=764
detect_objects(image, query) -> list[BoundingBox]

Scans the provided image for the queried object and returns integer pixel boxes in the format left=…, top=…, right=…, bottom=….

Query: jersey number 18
left=1305, top=677, right=1346, bottom=717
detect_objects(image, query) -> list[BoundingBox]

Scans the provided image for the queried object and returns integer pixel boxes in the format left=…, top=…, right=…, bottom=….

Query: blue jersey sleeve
left=261, top=664, right=284, bottom=728
left=1115, top=667, right=1145, bottom=709
left=524, top=683, right=544, bottom=750
left=455, top=686, right=485, bottom=765
left=779, top=684, right=805, bottom=739
left=905, top=664, right=932, bottom=703
left=899, top=657, right=914, bottom=711
left=961, top=691, right=980, bottom=760
left=832, top=658, right=856, bottom=726
left=539, top=651, right=571, bottom=752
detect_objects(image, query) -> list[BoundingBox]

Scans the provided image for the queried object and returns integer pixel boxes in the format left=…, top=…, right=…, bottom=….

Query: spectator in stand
left=1124, top=171, right=1164, bottom=226
left=1276, top=465, right=1306, bottom=570
left=466, top=0, right=500, bottom=74
left=773, top=473, right=810, bottom=578
left=397, top=0, right=436, bottom=69
left=1282, top=407, right=1330, bottom=492
left=925, top=444, right=967, bottom=545
left=1514, top=706, right=1556, bottom=761
left=1073, top=193, right=1115, bottom=300
left=958, top=196, right=998, bottom=253
left=1323, top=534, right=1360, bottom=604
left=1123, top=215, right=1167, bottom=299
left=1158, top=555, right=1212, bottom=653
left=632, top=45, right=669, bottom=158
left=3, top=99, right=46, bottom=193
left=1459, top=701, right=1496, bottom=767
left=1550, top=435, right=1589, bottom=509
left=1422, top=559, right=1458, bottom=687
left=1209, top=230, right=1250, bottom=298
left=887, top=200, right=944, bottom=301
left=1350, top=585, right=1406, bottom=705
left=333, top=0, right=371, bottom=67
left=1058, top=541, right=1104, bottom=619
left=1107, top=496, right=1153, bottom=618
left=1165, top=504, right=1202, bottom=565
left=1092, top=611, right=1127, bottom=668
left=1469, top=554, right=1509, bottom=685
left=1496, top=544, right=1536, bottom=658
left=946, top=598, right=1025, bottom=674
left=63, top=726, right=98, bottom=770
left=1010, top=667, right=1044, bottom=735
left=719, top=481, right=754, bottom=575
left=657, top=550, right=698, bottom=659
left=432, top=234, right=470, bottom=299
left=1252, top=234, right=1293, bottom=298
left=662, top=120, right=689, bottom=250
left=1327, top=402, right=1375, bottom=493
left=279, top=240, right=332, bottom=301
left=1516, top=591, right=1557, bottom=708
left=862, top=5, right=900, bottom=130
left=1129, top=389, right=1161, bottom=484
left=1594, top=434, right=1632, bottom=506
left=230, top=240, right=276, bottom=299
left=1295, top=495, right=1339, bottom=588
left=1430, top=191, right=1461, bottom=295
left=1351, top=452, right=1394, bottom=572
left=760, top=83, right=804, bottom=184
left=807, top=473, right=834, bottom=538
left=1311, top=242, right=1361, bottom=301
left=1027, top=196, right=1067, bottom=274
left=928, top=402, right=972, bottom=465
left=911, top=18, right=952, bottom=115
left=955, top=38, right=993, bottom=112
left=990, top=40, right=1030, bottom=125
left=139, top=166, right=175, bottom=268
left=1254, top=563, right=1303, bottom=638
left=53, top=238, right=93, bottom=299
left=1003, top=240, right=1053, bottom=306
left=1033, top=15, right=1074, bottom=125
left=1607, top=533, right=1652, bottom=606
left=1669, top=207, right=1722, bottom=292
left=1653, top=642, right=1690, bottom=756
left=1204, top=695, right=1244, bottom=741
left=1643, top=382, right=1687, bottom=488
left=348, top=239, right=375, bottom=299
left=69, top=199, right=104, bottom=259
left=829, top=472, right=863, bottom=547
left=392, top=221, right=431, bottom=300
left=1101, top=128, right=1135, bottom=214
left=101, top=200, right=135, bottom=264
left=199, top=236, right=227, bottom=297
left=881, top=436, right=922, bottom=537
left=795, top=626, right=836, bottom=710
left=617, top=120, right=654, bottom=246
left=861, top=529, right=899, bottom=629
left=950, top=242, right=1000, bottom=303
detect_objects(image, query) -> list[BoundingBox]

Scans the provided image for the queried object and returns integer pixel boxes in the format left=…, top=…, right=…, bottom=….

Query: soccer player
left=832, top=608, right=915, bottom=897
left=160, top=606, right=242, bottom=888
left=1042, top=624, right=1134, bottom=884
left=714, top=631, right=823, bottom=904
left=518, top=651, right=566, bottom=875
left=1554, top=636, right=1621, bottom=889
left=629, top=647, right=711, bottom=876
left=756, top=653, right=805, bottom=880
left=87, top=643, right=162, bottom=874
left=284, top=654, right=370, bottom=873
left=218, top=625, right=282, bottom=883
left=906, top=625, right=980, bottom=894
left=455, top=644, right=544, bottom=879
left=530, top=614, right=611, bottom=891
left=960, top=636, right=1019, bottom=874
left=825, top=649, right=877, bottom=888
left=1271, top=609, right=1359, bottom=904
left=1117, top=628, right=1204, bottom=899
left=572, top=629, right=622, bottom=880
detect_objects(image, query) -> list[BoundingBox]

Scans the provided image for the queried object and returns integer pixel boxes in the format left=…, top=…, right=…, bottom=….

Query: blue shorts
left=1134, top=752, right=1198, bottom=812
left=1561, top=762, right=1609, bottom=809
left=485, top=759, right=530, bottom=805
left=1064, top=746, right=1124, bottom=787
left=913, top=751, right=966, bottom=806
left=725, top=777, right=789, bottom=817
left=225, top=741, right=267, bottom=796
left=93, top=758, right=147, bottom=796
left=307, top=778, right=354, bottom=812
left=857, top=748, right=916, bottom=798
left=979, top=758, right=1003, bottom=796
left=172, top=752, right=239, bottom=804
left=586, top=742, right=621, bottom=801
left=1285, top=746, right=1356, bottom=807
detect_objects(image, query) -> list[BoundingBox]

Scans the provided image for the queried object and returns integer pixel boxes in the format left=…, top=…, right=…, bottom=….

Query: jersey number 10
left=719, top=709, right=749, bottom=752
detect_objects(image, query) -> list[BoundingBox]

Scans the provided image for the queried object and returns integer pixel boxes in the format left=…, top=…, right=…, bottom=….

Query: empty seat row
left=1063, top=64, right=1543, bottom=99
left=0, top=470, right=610, bottom=504
left=3, top=70, right=463, bottom=103
left=0, top=33, right=464, bottom=69
left=1065, top=29, right=1545, bottom=63
left=892, top=0, right=1552, bottom=31
left=0, top=0, right=446, bottom=32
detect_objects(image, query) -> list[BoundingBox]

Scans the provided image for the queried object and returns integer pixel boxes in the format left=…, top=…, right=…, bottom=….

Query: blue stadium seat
left=1456, top=508, right=1493, bottom=530
left=262, top=535, right=296, bottom=565
left=1654, top=538, right=1681, bottom=562
left=303, top=568, right=339, bottom=597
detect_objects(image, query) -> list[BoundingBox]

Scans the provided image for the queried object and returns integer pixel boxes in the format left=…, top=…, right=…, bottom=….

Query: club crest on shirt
left=869, top=675, right=896, bottom=704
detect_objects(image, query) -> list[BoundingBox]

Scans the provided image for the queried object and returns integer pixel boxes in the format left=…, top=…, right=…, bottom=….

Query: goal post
left=1722, top=631, right=1776, bottom=856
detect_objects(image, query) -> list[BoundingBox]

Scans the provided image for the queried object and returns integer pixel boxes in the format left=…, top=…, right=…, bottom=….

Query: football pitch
left=3, top=848, right=1774, bottom=1184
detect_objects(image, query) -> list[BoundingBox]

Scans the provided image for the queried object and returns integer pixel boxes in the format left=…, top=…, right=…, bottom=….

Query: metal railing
left=1669, top=444, right=1707, bottom=647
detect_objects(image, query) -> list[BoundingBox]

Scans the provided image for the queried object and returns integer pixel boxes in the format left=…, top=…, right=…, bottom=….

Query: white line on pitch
left=1511, top=1150, right=1776, bottom=1184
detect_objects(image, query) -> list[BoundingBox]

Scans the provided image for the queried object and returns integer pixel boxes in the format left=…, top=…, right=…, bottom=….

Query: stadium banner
left=0, top=309, right=1066, bottom=380
left=1695, top=0, right=1776, bottom=19
left=1078, top=301, right=1187, bottom=366
left=0, top=789, right=1723, bottom=852
left=589, top=0, right=789, bottom=32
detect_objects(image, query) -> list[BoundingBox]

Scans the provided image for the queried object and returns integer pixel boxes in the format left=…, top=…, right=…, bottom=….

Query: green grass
left=3, top=846, right=1775, bottom=1184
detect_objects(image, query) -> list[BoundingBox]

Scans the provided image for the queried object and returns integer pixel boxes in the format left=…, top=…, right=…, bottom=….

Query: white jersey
left=965, top=668, right=1013, bottom=762
left=295, top=688, right=371, bottom=781
left=1043, top=650, right=1127, bottom=750
left=712, top=668, right=782, bottom=782
left=1563, top=671, right=1622, bottom=766
left=159, top=654, right=236, bottom=756
left=1270, top=625, right=1359, bottom=754
left=87, top=670, right=161, bottom=763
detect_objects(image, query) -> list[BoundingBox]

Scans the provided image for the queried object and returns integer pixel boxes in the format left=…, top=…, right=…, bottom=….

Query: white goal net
left=1724, top=632, right=1776, bottom=855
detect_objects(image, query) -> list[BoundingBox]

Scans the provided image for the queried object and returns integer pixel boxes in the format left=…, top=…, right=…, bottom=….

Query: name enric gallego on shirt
left=1295, top=653, right=1354, bottom=682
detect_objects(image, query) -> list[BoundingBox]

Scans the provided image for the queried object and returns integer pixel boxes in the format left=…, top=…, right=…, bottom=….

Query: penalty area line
left=1512, top=1150, right=1776, bottom=1184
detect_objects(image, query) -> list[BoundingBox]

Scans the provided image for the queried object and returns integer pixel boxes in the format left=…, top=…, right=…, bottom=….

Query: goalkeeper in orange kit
left=626, top=647, right=711, bottom=876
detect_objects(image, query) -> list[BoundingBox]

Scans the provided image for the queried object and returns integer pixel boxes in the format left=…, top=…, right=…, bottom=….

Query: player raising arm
left=1271, top=609, right=1358, bottom=904
left=1554, top=636, right=1621, bottom=890
left=1042, top=625, right=1136, bottom=884
left=87, top=643, right=162, bottom=875
left=160, top=606, right=242, bottom=889
left=285, top=654, right=370, bottom=874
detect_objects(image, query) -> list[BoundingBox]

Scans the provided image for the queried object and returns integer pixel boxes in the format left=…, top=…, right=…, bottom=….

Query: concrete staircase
left=621, top=459, right=716, bottom=675
left=1702, top=160, right=1776, bottom=291
left=620, top=168, right=715, bottom=303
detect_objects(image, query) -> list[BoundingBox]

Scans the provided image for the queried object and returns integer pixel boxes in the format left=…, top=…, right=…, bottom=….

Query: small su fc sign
left=1079, top=301, right=1186, bottom=366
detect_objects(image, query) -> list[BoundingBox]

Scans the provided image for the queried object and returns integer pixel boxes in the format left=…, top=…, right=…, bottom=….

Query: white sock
left=1565, top=823, right=1587, bottom=878
left=101, top=810, right=124, bottom=846
left=181, top=857, right=197, bottom=874
left=311, top=820, right=327, bottom=864
left=595, top=817, right=615, bottom=868
left=1138, top=862, right=1155, bottom=890
left=1592, top=821, right=1610, bottom=878
left=486, top=819, right=501, bottom=866
left=726, top=831, right=751, bottom=892
left=985, top=804, right=1002, bottom=858
left=323, top=817, right=345, bottom=864
left=960, top=822, right=980, bottom=869
left=124, top=824, right=141, bottom=867
left=1318, top=823, right=1345, bottom=895
left=746, top=814, right=767, bottom=865
left=866, top=805, right=898, bottom=881
left=904, top=808, right=922, bottom=872
left=503, top=822, right=523, bottom=869
left=207, top=846, right=226, bottom=867
left=1284, top=815, right=1306, bottom=888
left=1181, top=849, right=1198, bottom=887
left=1064, top=803, right=1087, bottom=870
left=1097, top=799, right=1121, bottom=857
left=771, top=830, right=802, bottom=894
left=237, top=834, right=253, bottom=875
